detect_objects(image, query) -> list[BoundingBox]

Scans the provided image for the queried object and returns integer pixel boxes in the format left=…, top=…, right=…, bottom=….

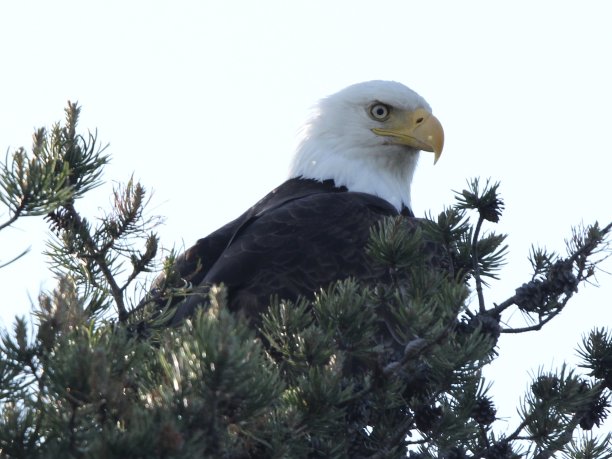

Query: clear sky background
left=1, top=0, right=611, bottom=438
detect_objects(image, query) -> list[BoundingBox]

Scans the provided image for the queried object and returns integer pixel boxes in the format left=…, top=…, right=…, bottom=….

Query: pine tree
left=0, top=104, right=610, bottom=458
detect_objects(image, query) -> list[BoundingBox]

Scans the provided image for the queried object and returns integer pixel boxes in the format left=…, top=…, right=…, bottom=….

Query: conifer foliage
left=0, top=105, right=610, bottom=458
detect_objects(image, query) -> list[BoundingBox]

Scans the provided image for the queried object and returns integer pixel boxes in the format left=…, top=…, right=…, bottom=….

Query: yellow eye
left=369, top=103, right=391, bottom=121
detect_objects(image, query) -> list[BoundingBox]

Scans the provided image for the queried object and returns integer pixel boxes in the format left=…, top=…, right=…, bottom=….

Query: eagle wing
left=167, top=187, right=398, bottom=325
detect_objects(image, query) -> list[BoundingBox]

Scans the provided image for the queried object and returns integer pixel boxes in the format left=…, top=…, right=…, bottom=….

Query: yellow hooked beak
left=371, top=107, right=444, bottom=164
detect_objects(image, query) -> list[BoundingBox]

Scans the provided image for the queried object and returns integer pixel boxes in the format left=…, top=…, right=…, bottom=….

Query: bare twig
left=472, top=216, right=487, bottom=313
left=0, top=247, right=30, bottom=268
left=0, top=209, right=23, bottom=231
left=500, top=307, right=564, bottom=334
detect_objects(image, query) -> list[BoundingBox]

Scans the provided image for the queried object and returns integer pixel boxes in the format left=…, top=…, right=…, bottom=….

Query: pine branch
left=534, top=412, right=583, bottom=459
left=493, top=221, right=611, bottom=334
left=500, top=309, right=563, bottom=334
left=0, top=102, right=108, bottom=276
left=28, top=106, right=162, bottom=323
left=0, top=141, right=73, bottom=223
left=53, top=201, right=129, bottom=321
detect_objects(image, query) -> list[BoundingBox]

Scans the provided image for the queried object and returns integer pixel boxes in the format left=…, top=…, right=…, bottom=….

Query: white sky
left=1, top=0, right=611, bottom=439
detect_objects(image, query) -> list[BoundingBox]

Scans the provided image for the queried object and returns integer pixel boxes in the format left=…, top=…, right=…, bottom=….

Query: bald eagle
left=148, top=81, right=444, bottom=326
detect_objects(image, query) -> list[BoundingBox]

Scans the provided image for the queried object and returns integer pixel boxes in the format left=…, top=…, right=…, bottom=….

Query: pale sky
left=1, top=1, right=611, bottom=437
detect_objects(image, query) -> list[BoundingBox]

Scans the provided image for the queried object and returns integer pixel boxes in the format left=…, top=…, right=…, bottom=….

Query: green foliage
left=0, top=103, right=160, bottom=322
left=0, top=106, right=611, bottom=458
left=455, top=178, right=504, bottom=224
left=0, top=103, right=107, bottom=222
left=0, top=103, right=106, bottom=267
left=45, top=177, right=160, bottom=321
left=579, top=329, right=612, bottom=389
left=563, top=433, right=612, bottom=459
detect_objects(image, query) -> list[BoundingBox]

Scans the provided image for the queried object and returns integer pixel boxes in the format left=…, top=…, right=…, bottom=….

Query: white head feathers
left=289, top=80, right=437, bottom=211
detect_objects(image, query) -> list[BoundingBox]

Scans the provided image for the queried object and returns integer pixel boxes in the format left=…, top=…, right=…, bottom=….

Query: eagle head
left=289, top=80, right=444, bottom=211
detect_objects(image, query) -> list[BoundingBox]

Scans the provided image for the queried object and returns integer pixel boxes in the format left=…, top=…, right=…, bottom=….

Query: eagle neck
left=289, top=142, right=418, bottom=212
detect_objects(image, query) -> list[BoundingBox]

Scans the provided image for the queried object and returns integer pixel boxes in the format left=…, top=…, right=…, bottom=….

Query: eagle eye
left=369, top=103, right=391, bottom=121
